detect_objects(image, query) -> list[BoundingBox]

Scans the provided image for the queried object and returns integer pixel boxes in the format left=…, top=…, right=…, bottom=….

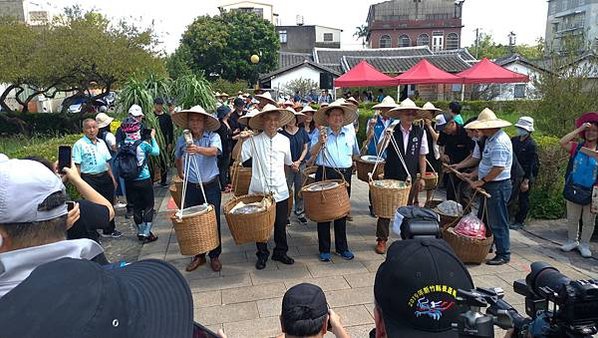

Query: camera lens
left=527, top=262, right=571, bottom=297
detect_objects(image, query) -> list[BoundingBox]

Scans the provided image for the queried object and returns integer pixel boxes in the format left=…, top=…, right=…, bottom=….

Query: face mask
left=516, top=128, right=529, bottom=137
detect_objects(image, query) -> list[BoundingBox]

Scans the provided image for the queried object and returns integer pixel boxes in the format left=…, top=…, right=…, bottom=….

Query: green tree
left=179, top=11, right=279, bottom=84
left=0, top=6, right=165, bottom=119
left=283, top=78, right=318, bottom=97
left=353, top=24, right=369, bottom=47
left=470, top=33, right=544, bottom=60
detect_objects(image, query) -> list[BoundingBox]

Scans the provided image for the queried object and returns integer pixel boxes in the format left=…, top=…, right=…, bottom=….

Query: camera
left=395, top=205, right=442, bottom=240
left=454, top=262, right=598, bottom=338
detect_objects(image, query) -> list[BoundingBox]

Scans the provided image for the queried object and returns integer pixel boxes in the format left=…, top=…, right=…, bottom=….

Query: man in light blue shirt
left=466, top=108, right=513, bottom=266
left=310, top=101, right=359, bottom=262
left=173, top=107, right=223, bottom=273
left=73, top=118, right=121, bottom=238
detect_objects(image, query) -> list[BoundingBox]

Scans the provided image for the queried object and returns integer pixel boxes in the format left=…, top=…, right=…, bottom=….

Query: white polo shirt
left=241, top=132, right=293, bottom=202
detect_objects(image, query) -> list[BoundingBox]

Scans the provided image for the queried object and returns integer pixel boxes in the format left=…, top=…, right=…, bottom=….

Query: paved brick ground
left=119, top=178, right=598, bottom=338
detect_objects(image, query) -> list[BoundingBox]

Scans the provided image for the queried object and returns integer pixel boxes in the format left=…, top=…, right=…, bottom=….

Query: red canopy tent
left=334, top=60, right=398, bottom=87
left=395, top=59, right=462, bottom=84
left=456, top=58, right=529, bottom=84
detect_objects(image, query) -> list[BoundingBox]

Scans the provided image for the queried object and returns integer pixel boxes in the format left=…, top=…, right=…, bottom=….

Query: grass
left=1, top=134, right=83, bottom=160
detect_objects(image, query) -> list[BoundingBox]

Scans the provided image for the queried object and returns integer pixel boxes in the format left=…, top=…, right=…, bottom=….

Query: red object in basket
left=454, top=215, right=486, bottom=240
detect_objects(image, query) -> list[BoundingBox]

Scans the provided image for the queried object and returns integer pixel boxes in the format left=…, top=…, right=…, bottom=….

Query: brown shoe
left=375, top=240, right=387, bottom=254
left=346, top=214, right=353, bottom=222
left=210, top=257, right=222, bottom=272
left=185, top=254, right=206, bottom=272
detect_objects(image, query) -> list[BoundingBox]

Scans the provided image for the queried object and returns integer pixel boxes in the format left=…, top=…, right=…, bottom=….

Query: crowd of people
left=1, top=87, right=596, bottom=338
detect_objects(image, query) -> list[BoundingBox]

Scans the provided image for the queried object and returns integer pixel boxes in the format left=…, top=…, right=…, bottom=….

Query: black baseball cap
left=154, top=97, right=165, bottom=105
left=0, top=258, right=193, bottom=338
left=374, top=239, right=474, bottom=338
left=436, top=112, right=454, bottom=132
left=282, top=283, right=328, bottom=321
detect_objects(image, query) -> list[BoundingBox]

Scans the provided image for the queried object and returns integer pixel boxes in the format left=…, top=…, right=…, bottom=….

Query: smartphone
left=192, top=323, right=219, bottom=338
left=66, top=201, right=75, bottom=211
left=58, top=146, right=72, bottom=174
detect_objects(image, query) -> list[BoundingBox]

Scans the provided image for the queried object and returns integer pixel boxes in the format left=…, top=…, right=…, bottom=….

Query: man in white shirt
left=241, top=104, right=296, bottom=270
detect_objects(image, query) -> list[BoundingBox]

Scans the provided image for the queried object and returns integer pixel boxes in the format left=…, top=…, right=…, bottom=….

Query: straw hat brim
left=97, top=117, right=114, bottom=129
left=291, top=112, right=307, bottom=125
left=465, top=119, right=512, bottom=130
left=385, top=107, right=426, bottom=120
left=255, top=94, right=277, bottom=106
left=248, top=108, right=295, bottom=130
left=314, top=105, right=358, bottom=127
left=172, top=110, right=221, bottom=131
left=372, top=102, right=399, bottom=110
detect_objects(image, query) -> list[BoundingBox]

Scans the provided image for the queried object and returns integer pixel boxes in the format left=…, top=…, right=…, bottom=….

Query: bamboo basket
left=301, top=180, right=350, bottom=222
left=423, top=172, right=439, bottom=191
left=231, top=138, right=245, bottom=161
left=443, top=227, right=494, bottom=265
left=224, top=194, right=276, bottom=245
left=370, top=180, right=410, bottom=219
left=355, top=157, right=384, bottom=182
left=232, top=164, right=252, bottom=196
left=435, top=210, right=463, bottom=230
left=171, top=205, right=220, bottom=256
left=169, top=176, right=184, bottom=209
left=302, top=166, right=318, bottom=187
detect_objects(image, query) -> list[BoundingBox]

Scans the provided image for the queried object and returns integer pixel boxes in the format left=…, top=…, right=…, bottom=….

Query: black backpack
left=114, top=140, right=145, bottom=180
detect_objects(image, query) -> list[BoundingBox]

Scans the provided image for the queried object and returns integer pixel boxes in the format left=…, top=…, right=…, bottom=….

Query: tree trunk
left=0, top=84, right=17, bottom=112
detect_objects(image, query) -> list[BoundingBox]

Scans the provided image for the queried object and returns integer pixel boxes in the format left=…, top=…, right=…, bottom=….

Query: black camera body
left=454, top=262, right=598, bottom=338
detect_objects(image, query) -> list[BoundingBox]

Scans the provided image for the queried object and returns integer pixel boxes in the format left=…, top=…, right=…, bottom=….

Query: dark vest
left=384, top=124, right=424, bottom=181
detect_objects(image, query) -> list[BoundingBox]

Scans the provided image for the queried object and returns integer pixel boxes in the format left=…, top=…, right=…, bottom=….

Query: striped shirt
left=478, top=130, right=512, bottom=181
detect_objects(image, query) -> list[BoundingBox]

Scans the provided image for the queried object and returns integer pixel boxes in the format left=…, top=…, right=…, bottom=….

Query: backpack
left=113, top=140, right=145, bottom=180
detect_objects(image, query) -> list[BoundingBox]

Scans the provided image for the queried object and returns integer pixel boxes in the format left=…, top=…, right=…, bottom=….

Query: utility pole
left=474, top=28, right=480, bottom=59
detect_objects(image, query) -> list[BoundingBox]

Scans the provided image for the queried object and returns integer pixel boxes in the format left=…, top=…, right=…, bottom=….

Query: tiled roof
left=341, top=55, right=471, bottom=74
left=260, top=60, right=341, bottom=81
left=434, top=48, right=476, bottom=62
left=313, top=46, right=433, bottom=66
left=279, top=52, right=313, bottom=68
left=494, top=53, right=551, bottom=73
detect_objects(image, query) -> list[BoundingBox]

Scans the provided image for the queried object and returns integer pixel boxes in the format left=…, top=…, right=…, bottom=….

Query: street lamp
left=250, top=54, right=260, bottom=90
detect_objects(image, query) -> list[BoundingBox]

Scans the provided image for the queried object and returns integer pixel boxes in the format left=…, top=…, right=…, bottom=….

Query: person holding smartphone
left=277, top=283, right=349, bottom=338
left=72, top=118, right=121, bottom=238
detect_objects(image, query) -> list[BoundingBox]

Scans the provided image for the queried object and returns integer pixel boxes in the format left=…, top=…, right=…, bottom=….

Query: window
left=432, top=32, right=444, bottom=51
left=323, top=33, right=334, bottom=42
left=279, top=30, right=287, bottom=43
left=417, top=33, right=430, bottom=47
left=380, top=35, right=392, bottom=48
left=514, top=84, right=526, bottom=99
left=399, top=34, right=411, bottom=47
left=446, top=33, right=459, bottom=50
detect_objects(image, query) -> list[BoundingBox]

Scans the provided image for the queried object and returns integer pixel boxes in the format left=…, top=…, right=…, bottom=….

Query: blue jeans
left=480, top=180, right=512, bottom=260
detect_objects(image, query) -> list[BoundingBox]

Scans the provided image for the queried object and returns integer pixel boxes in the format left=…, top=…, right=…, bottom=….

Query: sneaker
left=114, top=202, right=127, bottom=209
left=336, top=250, right=354, bottom=260
left=346, top=215, right=353, bottom=222
left=560, top=240, right=579, bottom=252
left=369, top=205, right=376, bottom=218
left=107, top=230, right=123, bottom=238
left=319, top=252, right=331, bottom=262
left=297, top=216, right=308, bottom=224
left=375, top=240, right=387, bottom=254
left=486, top=256, right=510, bottom=265
left=579, top=243, right=593, bottom=258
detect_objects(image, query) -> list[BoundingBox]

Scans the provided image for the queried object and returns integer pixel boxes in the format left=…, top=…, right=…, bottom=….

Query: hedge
left=528, top=135, right=568, bottom=219
left=0, top=112, right=96, bottom=136
left=3, top=134, right=84, bottom=199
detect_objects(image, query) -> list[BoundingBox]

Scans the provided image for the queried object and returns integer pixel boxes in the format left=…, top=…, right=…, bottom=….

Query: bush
left=211, top=78, right=248, bottom=96
left=0, top=112, right=96, bottom=136
left=3, top=134, right=84, bottom=199
left=529, top=135, right=568, bottom=219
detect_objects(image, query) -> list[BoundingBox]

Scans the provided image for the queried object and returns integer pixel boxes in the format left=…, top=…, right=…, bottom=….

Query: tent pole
left=460, top=84, right=465, bottom=101
left=397, top=85, right=400, bottom=101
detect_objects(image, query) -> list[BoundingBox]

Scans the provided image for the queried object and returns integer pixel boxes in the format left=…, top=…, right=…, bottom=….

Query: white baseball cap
left=128, top=104, right=144, bottom=117
left=0, top=158, right=68, bottom=224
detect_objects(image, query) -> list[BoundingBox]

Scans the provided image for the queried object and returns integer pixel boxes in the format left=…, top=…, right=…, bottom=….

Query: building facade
left=545, top=0, right=598, bottom=53
left=277, top=25, right=342, bottom=53
left=218, top=1, right=278, bottom=24
left=366, top=0, right=464, bottom=51
left=0, top=0, right=26, bottom=21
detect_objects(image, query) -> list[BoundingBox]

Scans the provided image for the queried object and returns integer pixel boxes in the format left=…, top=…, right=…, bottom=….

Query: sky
left=34, top=0, right=549, bottom=54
